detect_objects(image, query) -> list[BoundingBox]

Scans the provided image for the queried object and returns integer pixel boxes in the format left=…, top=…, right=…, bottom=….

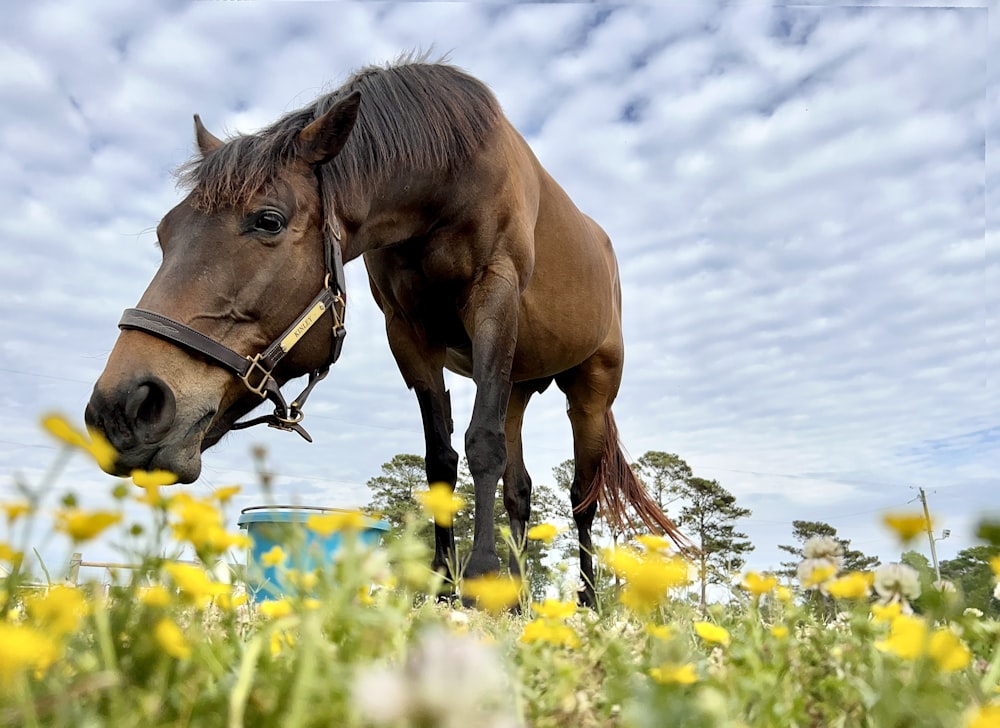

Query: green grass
left=2, top=418, right=999, bottom=727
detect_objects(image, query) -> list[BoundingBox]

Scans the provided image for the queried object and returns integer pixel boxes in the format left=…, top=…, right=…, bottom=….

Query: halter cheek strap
left=117, top=195, right=347, bottom=443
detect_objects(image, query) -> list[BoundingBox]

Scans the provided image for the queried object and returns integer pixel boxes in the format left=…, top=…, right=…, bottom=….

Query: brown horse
left=85, top=60, right=685, bottom=605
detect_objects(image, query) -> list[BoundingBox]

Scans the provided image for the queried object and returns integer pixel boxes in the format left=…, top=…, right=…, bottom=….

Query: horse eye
left=253, top=210, right=286, bottom=235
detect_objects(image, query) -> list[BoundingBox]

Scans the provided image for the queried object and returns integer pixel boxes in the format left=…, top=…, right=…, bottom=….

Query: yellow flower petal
left=416, top=483, right=464, bottom=527
left=138, top=585, right=172, bottom=607
left=883, top=512, right=931, bottom=544
left=740, top=571, right=777, bottom=597
left=649, top=662, right=698, bottom=685
left=531, top=598, right=576, bottom=620
left=261, top=545, right=287, bottom=568
left=929, top=627, right=972, bottom=673
left=306, top=510, right=368, bottom=536
left=693, top=621, right=731, bottom=647
left=526, top=523, right=562, bottom=545
left=825, top=571, right=872, bottom=600
left=462, top=575, right=522, bottom=613
left=212, top=485, right=241, bottom=503
left=154, top=618, right=191, bottom=660
left=131, top=469, right=178, bottom=488
left=54, top=509, right=122, bottom=542
left=259, top=598, right=293, bottom=619
left=645, top=624, right=674, bottom=641
left=2, top=502, right=32, bottom=525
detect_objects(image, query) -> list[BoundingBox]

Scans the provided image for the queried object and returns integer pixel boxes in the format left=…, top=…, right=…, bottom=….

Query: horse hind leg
left=502, top=380, right=549, bottom=577
left=557, top=349, right=686, bottom=608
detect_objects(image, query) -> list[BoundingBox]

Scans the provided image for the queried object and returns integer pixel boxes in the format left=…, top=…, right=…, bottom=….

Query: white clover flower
left=797, top=558, right=838, bottom=589
left=353, top=627, right=515, bottom=728
left=353, top=665, right=411, bottom=723
left=873, top=563, right=921, bottom=601
left=933, top=579, right=957, bottom=593
left=802, top=536, right=844, bottom=569
left=964, top=608, right=984, bottom=618
left=994, top=581, right=1000, bottom=601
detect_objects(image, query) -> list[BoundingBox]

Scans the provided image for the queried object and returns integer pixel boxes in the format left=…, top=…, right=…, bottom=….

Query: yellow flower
left=871, top=601, right=903, bottom=624
left=693, top=621, right=731, bottom=647
left=270, top=629, right=296, bottom=657
left=154, top=618, right=191, bottom=660
left=875, top=614, right=927, bottom=660
left=775, top=585, right=794, bottom=603
left=928, top=627, right=972, bottom=672
left=526, top=523, right=562, bottom=545
left=416, top=483, right=464, bottom=527
left=825, top=571, right=873, bottom=600
left=646, top=624, right=674, bottom=641
left=740, top=571, right=777, bottom=597
left=649, top=662, right=698, bottom=685
left=138, top=585, right=172, bottom=607
left=83, top=429, right=118, bottom=472
left=0, top=623, right=60, bottom=686
left=2, top=501, right=32, bottom=525
left=41, top=413, right=90, bottom=448
left=54, top=508, right=122, bottom=542
left=131, top=469, right=178, bottom=488
left=519, top=618, right=580, bottom=648
left=636, top=534, right=674, bottom=552
left=990, top=556, right=1000, bottom=580
left=531, top=598, right=576, bottom=620
left=40, top=413, right=117, bottom=471
left=168, top=494, right=248, bottom=552
left=287, top=570, right=319, bottom=592
left=883, top=512, right=930, bottom=544
left=967, top=703, right=1000, bottom=728
left=25, top=586, right=89, bottom=636
left=259, top=598, right=293, bottom=619
left=462, top=575, right=522, bottom=613
left=215, top=591, right=248, bottom=611
left=212, top=485, right=242, bottom=503
left=770, top=625, right=789, bottom=639
left=306, top=509, right=368, bottom=536
left=798, top=559, right=838, bottom=589
left=261, top=546, right=287, bottom=568
left=164, top=563, right=229, bottom=605
left=603, top=546, right=689, bottom=612
left=0, top=542, right=23, bottom=566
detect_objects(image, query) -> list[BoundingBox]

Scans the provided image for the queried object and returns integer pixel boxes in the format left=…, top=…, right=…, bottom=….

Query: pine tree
left=777, top=520, right=880, bottom=578
left=676, top=477, right=753, bottom=614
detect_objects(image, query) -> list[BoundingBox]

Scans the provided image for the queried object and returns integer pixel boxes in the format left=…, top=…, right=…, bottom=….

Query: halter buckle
left=240, top=354, right=274, bottom=399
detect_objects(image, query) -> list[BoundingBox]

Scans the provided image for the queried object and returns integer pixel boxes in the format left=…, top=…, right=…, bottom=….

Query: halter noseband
left=117, top=192, right=347, bottom=443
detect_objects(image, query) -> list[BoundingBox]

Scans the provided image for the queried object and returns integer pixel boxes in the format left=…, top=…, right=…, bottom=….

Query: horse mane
left=177, top=57, right=502, bottom=210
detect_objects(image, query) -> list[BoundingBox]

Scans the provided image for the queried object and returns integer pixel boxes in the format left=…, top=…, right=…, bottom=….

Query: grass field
left=1, top=415, right=999, bottom=727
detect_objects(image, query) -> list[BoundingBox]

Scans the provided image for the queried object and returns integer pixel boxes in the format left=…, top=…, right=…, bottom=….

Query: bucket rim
left=236, top=505, right=390, bottom=530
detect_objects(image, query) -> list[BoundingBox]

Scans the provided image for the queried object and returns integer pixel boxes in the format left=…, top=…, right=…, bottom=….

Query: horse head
left=85, top=92, right=361, bottom=482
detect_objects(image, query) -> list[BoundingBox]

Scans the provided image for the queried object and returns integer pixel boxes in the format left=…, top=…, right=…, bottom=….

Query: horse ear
left=193, top=114, right=224, bottom=156
left=297, top=91, right=361, bottom=166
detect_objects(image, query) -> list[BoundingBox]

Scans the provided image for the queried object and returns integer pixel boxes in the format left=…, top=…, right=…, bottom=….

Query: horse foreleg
left=461, top=269, right=519, bottom=581
left=384, top=320, right=459, bottom=583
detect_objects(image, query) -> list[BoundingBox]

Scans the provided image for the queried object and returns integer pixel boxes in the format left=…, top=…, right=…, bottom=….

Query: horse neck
left=335, top=170, right=461, bottom=262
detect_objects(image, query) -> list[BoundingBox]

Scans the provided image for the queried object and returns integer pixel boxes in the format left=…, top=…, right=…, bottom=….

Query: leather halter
left=118, top=183, right=347, bottom=443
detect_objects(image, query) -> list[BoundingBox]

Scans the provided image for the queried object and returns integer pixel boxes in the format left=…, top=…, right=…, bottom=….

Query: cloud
left=1, top=2, right=994, bottom=578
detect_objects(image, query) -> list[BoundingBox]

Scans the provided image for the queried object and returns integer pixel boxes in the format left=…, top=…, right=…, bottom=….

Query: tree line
left=361, top=452, right=999, bottom=615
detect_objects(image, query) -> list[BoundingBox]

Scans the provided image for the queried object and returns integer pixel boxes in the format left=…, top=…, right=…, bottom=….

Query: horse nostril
left=124, top=378, right=177, bottom=444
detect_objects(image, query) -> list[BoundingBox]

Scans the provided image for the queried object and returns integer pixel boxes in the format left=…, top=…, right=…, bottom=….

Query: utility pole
left=918, top=487, right=941, bottom=580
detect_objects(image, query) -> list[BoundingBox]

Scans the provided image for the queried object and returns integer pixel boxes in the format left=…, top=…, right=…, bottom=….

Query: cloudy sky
left=1, top=2, right=996, bottom=583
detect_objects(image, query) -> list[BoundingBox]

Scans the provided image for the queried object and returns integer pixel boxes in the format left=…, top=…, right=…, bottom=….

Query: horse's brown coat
left=85, top=60, right=686, bottom=604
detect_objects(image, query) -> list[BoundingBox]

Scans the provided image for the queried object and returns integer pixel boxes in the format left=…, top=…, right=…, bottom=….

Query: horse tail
left=577, top=410, right=693, bottom=551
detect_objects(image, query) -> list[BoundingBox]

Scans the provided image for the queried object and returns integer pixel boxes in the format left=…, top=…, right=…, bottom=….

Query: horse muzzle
left=84, top=375, right=210, bottom=483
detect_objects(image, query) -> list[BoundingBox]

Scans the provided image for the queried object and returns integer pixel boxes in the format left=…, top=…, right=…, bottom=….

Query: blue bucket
left=237, top=506, right=390, bottom=603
